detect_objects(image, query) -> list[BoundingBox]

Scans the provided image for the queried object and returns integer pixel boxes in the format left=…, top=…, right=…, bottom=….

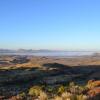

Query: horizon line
left=0, top=48, right=100, bottom=52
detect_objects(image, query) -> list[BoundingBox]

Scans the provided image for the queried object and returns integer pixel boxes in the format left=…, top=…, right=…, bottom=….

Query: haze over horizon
left=0, top=0, right=100, bottom=50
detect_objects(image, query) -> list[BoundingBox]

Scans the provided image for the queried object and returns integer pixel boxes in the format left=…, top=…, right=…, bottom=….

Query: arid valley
left=0, top=54, right=100, bottom=100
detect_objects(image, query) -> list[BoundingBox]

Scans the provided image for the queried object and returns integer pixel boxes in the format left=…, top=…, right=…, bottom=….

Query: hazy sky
left=0, top=0, right=100, bottom=50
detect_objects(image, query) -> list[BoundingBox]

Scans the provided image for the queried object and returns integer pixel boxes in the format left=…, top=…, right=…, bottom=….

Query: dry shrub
left=38, top=91, right=48, bottom=100
left=28, top=86, right=42, bottom=97
left=54, top=96, right=63, bottom=100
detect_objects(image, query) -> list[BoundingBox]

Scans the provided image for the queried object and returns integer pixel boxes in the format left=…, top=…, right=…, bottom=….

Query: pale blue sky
left=0, top=0, right=100, bottom=50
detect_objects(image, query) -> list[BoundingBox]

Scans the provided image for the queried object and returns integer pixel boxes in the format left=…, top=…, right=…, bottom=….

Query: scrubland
left=0, top=55, right=100, bottom=99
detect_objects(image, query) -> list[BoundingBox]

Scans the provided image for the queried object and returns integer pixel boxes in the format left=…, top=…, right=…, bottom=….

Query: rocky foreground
left=0, top=55, right=100, bottom=99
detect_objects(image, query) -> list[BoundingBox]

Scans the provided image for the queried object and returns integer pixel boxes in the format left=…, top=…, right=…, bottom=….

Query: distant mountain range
left=0, top=49, right=98, bottom=53
left=0, top=49, right=63, bottom=53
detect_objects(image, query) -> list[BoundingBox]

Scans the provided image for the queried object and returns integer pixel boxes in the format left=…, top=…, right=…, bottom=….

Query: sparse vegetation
left=5, top=81, right=100, bottom=100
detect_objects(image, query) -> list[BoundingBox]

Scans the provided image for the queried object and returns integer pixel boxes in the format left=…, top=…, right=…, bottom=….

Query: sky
left=0, top=0, right=100, bottom=50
